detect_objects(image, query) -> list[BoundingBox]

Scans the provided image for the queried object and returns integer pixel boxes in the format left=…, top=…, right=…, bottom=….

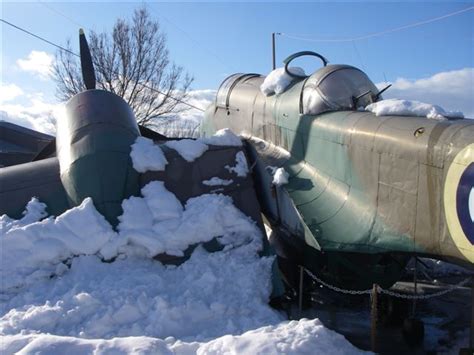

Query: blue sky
left=2, top=1, right=473, bottom=88
left=1, top=1, right=473, bottom=133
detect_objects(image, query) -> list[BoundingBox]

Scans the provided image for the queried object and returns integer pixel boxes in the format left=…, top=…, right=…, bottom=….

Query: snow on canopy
left=366, top=99, right=464, bottom=120
left=260, top=67, right=306, bottom=96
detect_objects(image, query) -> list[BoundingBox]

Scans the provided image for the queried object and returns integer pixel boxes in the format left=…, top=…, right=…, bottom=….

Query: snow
left=203, top=177, right=234, bottom=186
left=1, top=182, right=264, bottom=292
left=0, top=251, right=278, bottom=342
left=131, top=129, right=243, bottom=174
left=1, top=318, right=363, bottom=354
left=165, top=139, right=209, bottom=162
left=130, top=136, right=168, bottom=172
left=365, top=99, right=464, bottom=120
left=118, top=187, right=263, bottom=258
left=1, top=182, right=365, bottom=354
left=271, top=167, right=289, bottom=186
left=0, top=197, right=47, bottom=231
left=202, top=128, right=242, bottom=147
left=225, top=151, right=249, bottom=177
left=1, top=198, right=116, bottom=292
left=261, top=67, right=306, bottom=96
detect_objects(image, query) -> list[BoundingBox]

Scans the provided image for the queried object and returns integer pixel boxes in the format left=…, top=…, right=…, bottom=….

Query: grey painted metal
left=57, top=89, right=140, bottom=226
left=0, top=121, right=54, bottom=167
left=0, top=157, right=68, bottom=218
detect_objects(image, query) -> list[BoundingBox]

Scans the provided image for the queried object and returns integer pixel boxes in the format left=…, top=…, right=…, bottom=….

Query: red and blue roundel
left=445, top=144, right=474, bottom=262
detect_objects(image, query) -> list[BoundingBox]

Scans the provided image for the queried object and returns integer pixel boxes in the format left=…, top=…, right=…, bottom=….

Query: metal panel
left=0, top=157, right=68, bottom=218
left=57, top=90, right=140, bottom=226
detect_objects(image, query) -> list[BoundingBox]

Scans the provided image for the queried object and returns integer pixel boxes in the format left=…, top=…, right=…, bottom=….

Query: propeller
left=79, top=28, right=96, bottom=90
left=32, top=29, right=170, bottom=162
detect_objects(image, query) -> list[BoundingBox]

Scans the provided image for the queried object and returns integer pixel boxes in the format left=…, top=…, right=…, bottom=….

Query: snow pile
left=225, top=151, right=249, bottom=177
left=1, top=182, right=262, bottom=292
left=203, top=177, right=234, bottom=186
left=1, top=250, right=279, bottom=342
left=1, top=173, right=365, bottom=354
left=116, top=181, right=262, bottom=257
left=261, top=67, right=306, bottom=96
left=0, top=197, right=48, bottom=231
left=196, top=318, right=363, bottom=354
left=270, top=167, right=289, bottom=186
left=165, top=139, right=209, bottom=162
left=2, top=318, right=364, bottom=354
left=366, top=99, right=464, bottom=120
left=130, top=136, right=168, bottom=172
left=1, top=198, right=116, bottom=292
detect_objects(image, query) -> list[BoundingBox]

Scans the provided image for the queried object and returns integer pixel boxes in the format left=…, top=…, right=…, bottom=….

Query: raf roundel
left=444, top=144, right=474, bottom=262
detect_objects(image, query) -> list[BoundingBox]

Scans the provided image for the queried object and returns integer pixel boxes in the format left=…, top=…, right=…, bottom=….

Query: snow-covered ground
left=0, top=132, right=365, bottom=354
left=1, top=194, right=364, bottom=354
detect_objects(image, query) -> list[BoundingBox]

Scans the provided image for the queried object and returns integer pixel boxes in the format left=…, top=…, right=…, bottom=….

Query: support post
left=412, top=257, right=418, bottom=316
left=461, top=276, right=474, bottom=354
left=272, top=32, right=276, bottom=70
left=298, top=265, right=304, bottom=317
left=371, top=283, right=378, bottom=352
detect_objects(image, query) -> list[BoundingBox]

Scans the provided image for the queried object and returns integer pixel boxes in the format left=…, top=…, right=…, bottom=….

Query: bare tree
left=52, top=6, right=193, bottom=128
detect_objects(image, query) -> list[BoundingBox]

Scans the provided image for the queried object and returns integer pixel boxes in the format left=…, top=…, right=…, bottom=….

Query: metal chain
left=304, top=268, right=372, bottom=295
left=303, top=267, right=471, bottom=299
left=378, top=278, right=470, bottom=300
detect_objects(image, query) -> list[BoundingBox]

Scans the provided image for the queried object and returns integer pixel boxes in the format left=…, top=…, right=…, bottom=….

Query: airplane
left=1, top=31, right=472, bottom=301
left=201, top=50, right=474, bottom=292
left=0, top=31, right=271, bottom=273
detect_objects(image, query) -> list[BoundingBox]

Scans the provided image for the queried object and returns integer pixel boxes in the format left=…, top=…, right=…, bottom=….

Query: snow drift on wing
left=130, top=136, right=168, bottom=172
left=129, top=129, right=242, bottom=172
left=165, top=139, right=209, bottom=162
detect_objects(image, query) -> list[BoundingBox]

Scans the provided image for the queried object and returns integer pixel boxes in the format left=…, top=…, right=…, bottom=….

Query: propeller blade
left=79, top=28, right=96, bottom=90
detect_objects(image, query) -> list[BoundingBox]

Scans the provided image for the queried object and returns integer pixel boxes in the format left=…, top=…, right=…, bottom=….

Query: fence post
left=371, top=283, right=378, bottom=352
left=298, top=265, right=304, bottom=317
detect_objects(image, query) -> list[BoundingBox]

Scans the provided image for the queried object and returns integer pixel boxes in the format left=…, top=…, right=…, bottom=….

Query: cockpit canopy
left=301, top=65, right=380, bottom=115
left=214, top=64, right=381, bottom=117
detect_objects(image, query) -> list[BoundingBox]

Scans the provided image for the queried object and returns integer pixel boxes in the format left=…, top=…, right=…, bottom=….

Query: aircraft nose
left=57, top=90, right=140, bottom=226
